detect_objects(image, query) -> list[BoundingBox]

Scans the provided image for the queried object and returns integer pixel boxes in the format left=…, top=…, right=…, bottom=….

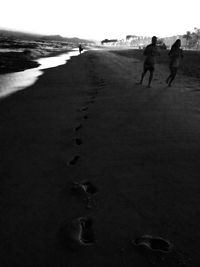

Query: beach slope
left=0, top=49, right=200, bottom=266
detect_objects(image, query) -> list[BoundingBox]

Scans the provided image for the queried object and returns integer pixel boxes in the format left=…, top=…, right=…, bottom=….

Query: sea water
left=0, top=49, right=81, bottom=99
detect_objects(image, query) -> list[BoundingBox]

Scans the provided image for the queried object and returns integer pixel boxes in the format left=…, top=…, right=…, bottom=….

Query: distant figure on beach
left=139, top=36, right=160, bottom=88
left=166, top=39, right=183, bottom=87
left=79, top=44, right=83, bottom=54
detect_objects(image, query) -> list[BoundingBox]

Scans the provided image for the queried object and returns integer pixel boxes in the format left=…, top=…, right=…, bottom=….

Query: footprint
left=75, top=138, right=83, bottom=145
left=83, top=115, right=88, bottom=120
left=85, top=100, right=94, bottom=105
left=132, top=235, right=193, bottom=266
left=74, top=124, right=83, bottom=131
left=79, top=217, right=95, bottom=245
left=81, top=107, right=89, bottom=111
left=99, top=82, right=106, bottom=87
left=71, top=181, right=98, bottom=209
left=71, top=181, right=97, bottom=195
left=98, top=80, right=106, bottom=87
left=82, top=181, right=98, bottom=195
left=68, top=155, right=80, bottom=165
left=59, top=217, right=95, bottom=250
left=133, top=235, right=173, bottom=253
left=77, top=106, right=89, bottom=112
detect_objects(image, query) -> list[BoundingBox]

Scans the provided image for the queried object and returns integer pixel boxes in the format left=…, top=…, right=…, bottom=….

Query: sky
left=0, top=0, right=199, bottom=40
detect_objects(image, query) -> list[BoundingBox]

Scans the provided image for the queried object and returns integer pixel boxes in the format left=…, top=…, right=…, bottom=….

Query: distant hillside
left=0, top=29, right=41, bottom=39
left=39, top=35, right=94, bottom=44
left=0, top=29, right=94, bottom=44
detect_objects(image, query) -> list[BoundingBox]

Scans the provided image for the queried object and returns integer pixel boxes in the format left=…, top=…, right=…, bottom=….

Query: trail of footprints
left=59, top=68, right=189, bottom=266
left=63, top=73, right=106, bottom=249
left=68, top=72, right=106, bottom=168
left=59, top=216, right=95, bottom=249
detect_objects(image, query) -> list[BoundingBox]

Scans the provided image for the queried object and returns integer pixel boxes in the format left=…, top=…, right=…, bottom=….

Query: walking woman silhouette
left=166, top=39, right=183, bottom=87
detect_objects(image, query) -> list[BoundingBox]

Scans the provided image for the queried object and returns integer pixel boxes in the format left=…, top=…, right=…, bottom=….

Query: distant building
left=101, top=39, right=118, bottom=46
left=126, top=35, right=138, bottom=41
left=126, top=35, right=151, bottom=48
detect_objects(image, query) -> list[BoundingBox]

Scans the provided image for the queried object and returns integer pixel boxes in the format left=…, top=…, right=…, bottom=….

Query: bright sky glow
left=0, top=0, right=199, bottom=40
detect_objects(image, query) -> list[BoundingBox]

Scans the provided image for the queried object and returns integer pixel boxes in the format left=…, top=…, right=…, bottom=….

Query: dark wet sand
left=0, top=49, right=200, bottom=266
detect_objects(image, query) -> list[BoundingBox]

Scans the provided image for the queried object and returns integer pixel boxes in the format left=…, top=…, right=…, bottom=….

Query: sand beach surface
left=0, top=48, right=200, bottom=266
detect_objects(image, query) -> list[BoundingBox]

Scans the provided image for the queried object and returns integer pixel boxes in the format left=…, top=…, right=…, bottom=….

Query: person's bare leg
left=168, top=76, right=175, bottom=86
left=148, top=70, right=154, bottom=88
left=140, top=69, right=147, bottom=84
left=168, top=68, right=177, bottom=87
left=166, top=74, right=172, bottom=84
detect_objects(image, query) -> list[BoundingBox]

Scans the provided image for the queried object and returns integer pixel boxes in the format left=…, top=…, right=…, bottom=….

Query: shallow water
left=0, top=49, right=81, bottom=99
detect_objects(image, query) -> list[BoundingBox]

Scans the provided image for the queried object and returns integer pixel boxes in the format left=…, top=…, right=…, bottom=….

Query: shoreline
left=0, top=47, right=77, bottom=74
left=0, top=49, right=200, bottom=266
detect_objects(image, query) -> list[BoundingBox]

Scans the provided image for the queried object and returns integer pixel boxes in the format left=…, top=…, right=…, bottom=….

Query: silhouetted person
left=166, top=39, right=183, bottom=87
left=140, top=36, right=160, bottom=88
left=79, top=44, right=83, bottom=54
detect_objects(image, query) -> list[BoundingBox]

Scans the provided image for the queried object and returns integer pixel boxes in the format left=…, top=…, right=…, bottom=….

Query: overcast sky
left=0, top=0, right=199, bottom=40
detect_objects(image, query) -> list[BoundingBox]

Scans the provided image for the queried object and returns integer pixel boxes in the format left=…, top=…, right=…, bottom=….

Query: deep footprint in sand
left=71, top=181, right=97, bottom=195
left=68, top=155, right=80, bottom=165
left=81, top=106, right=89, bottom=111
left=59, top=217, right=95, bottom=249
left=74, top=124, right=83, bottom=131
left=133, top=235, right=173, bottom=253
left=99, top=82, right=106, bottom=87
left=79, top=217, right=95, bottom=244
left=133, top=235, right=192, bottom=266
left=71, top=181, right=98, bottom=208
left=85, top=100, right=94, bottom=105
left=75, top=138, right=83, bottom=145
left=98, top=79, right=106, bottom=87
left=83, top=115, right=88, bottom=120
left=77, top=106, right=89, bottom=112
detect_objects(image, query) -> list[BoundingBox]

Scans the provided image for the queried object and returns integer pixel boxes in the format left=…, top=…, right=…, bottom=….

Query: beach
left=0, top=48, right=200, bottom=266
